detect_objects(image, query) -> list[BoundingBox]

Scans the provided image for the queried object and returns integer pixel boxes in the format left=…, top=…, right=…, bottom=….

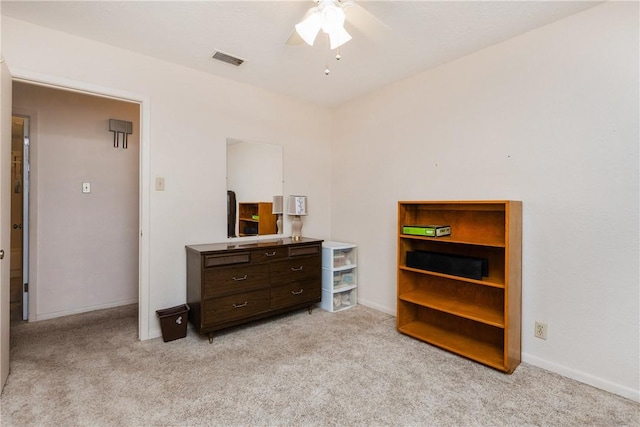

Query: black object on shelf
left=243, top=224, right=258, bottom=235
left=156, top=304, right=190, bottom=342
left=406, top=250, right=488, bottom=280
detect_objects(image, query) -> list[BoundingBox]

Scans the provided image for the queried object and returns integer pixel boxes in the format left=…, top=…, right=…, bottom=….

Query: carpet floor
left=0, top=304, right=638, bottom=426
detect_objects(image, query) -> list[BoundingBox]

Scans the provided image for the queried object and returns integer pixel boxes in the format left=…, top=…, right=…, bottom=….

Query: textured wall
left=331, top=2, right=639, bottom=400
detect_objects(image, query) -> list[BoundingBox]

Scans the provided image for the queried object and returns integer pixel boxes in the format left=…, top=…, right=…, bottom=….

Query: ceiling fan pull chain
left=325, top=50, right=331, bottom=76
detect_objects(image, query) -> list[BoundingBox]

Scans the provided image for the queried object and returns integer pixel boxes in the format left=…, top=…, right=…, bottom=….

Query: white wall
left=2, top=17, right=333, bottom=338
left=13, top=82, right=140, bottom=319
left=331, top=2, right=639, bottom=401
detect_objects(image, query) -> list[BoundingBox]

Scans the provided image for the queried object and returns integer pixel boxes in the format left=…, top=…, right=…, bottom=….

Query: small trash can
left=156, top=304, right=190, bottom=342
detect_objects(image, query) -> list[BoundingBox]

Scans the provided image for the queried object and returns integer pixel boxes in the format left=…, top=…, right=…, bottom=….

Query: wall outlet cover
left=535, top=321, right=547, bottom=340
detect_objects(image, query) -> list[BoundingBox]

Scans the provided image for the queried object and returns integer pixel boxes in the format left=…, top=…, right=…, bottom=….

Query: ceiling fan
left=286, top=0, right=388, bottom=50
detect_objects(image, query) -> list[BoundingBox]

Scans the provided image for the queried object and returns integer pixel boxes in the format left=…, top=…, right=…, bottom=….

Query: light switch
left=82, top=182, right=91, bottom=193
left=155, top=177, right=165, bottom=191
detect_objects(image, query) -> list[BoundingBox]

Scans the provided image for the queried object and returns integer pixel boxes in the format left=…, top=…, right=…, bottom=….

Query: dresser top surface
left=186, top=237, right=323, bottom=254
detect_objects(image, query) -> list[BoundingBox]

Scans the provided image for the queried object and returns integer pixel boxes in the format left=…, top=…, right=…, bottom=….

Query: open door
left=1, top=61, right=13, bottom=392
left=9, top=116, right=28, bottom=322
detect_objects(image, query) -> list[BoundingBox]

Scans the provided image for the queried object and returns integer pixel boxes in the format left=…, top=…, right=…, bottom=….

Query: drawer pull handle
left=232, top=275, right=248, bottom=281
left=232, top=301, right=249, bottom=308
left=291, top=266, right=304, bottom=272
left=265, top=251, right=277, bottom=257
left=291, top=289, right=304, bottom=295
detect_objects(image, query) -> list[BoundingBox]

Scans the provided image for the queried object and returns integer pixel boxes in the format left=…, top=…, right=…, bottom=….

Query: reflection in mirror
left=227, top=139, right=283, bottom=238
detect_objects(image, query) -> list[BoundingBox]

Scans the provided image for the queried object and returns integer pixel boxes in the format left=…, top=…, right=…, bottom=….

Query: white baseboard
left=148, top=327, right=162, bottom=341
left=357, top=298, right=396, bottom=316
left=34, top=298, right=139, bottom=322
left=522, top=352, right=639, bottom=402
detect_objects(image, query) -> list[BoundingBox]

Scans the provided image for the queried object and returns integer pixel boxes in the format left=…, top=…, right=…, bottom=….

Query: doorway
left=12, top=82, right=140, bottom=323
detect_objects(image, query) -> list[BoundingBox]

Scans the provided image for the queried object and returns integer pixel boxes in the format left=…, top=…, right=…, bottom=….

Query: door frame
left=10, top=67, right=151, bottom=340
left=21, top=117, right=29, bottom=321
left=10, top=114, right=30, bottom=321
left=1, top=61, right=13, bottom=392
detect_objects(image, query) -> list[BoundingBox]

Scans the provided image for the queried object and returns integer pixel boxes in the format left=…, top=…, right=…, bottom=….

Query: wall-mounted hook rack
left=109, top=119, right=133, bottom=149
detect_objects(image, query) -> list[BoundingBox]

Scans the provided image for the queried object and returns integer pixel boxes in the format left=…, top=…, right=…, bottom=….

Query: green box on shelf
left=402, top=225, right=451, bottom=237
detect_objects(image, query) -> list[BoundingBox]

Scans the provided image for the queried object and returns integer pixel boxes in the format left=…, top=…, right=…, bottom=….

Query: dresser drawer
left=289, top=244, right=320, bottom=257
left=270, top=256, right=321, bottom=284
left=203, top=251, right=250, bottom=268
left=251, top=247, right=287, bottom=263
left=203, top=264, right=269, bottom=298
left=203, top=289, right=270, bottom=325
left=271, top=280, right=321, bottom=310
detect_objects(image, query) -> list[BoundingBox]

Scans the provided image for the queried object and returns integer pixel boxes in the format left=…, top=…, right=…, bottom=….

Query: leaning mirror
left=227, top=139, right=283, bottom=238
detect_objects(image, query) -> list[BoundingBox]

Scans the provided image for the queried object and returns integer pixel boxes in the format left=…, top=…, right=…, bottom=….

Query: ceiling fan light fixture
left=295, top=9, right=322, bottom=46
left=327, top=25, right=351, bottom=50
left=320, top=3, right=345, bottom=31
left=295, top=0, right=352, bottom=50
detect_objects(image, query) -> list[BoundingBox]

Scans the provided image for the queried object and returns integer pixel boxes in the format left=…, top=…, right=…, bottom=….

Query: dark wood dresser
left=186, top=237, right=323, bottom=342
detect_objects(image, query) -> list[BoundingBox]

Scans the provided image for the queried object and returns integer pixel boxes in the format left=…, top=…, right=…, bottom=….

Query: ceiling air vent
left=211, top=51, right=244, bottom=67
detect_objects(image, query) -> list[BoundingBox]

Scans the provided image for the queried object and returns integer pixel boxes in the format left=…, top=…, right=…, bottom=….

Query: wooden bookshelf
left=238, top=202, right=276, bottom=236
left=397, top=200, right=522, bottom=373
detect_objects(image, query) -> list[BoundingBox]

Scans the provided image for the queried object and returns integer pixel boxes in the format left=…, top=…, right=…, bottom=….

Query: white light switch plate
left=155, top=177, right=165, bottom=191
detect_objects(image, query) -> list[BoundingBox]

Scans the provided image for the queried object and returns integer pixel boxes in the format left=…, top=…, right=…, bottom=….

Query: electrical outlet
left=535, top=321, right=547, bottom=340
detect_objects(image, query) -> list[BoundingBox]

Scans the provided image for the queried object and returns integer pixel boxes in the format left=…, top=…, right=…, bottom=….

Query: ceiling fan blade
left=343, top=1, right=390, bottom=42
left=286, top=30, right=304, bottom=46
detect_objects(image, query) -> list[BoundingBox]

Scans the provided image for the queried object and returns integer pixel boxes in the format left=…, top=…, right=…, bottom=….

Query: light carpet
left=0, top=304, right=638, bottom=426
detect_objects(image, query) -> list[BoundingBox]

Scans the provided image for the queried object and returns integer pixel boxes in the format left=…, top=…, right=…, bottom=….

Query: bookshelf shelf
left=398, top=320, right=505, bottom=370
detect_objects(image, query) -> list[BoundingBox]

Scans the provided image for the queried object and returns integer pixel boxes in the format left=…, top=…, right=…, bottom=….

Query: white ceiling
left=2, top=0, right=602, bottom=107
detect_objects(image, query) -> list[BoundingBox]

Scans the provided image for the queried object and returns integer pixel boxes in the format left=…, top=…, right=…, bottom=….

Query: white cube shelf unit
left=321, top=241, right=358, bottom=312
